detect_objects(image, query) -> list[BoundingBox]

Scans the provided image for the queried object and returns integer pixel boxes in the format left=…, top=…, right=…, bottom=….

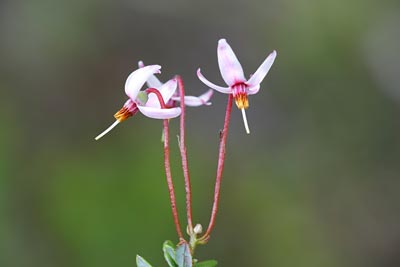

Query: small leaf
left=136, top=255, right=153, bottom=267
left=176, top=243, right=192, bottom=267
left=163, top=240, right=177, bottom=267
left=194, top=260, right=218, bottom=267
left=163, top=240, right=175, bottom=248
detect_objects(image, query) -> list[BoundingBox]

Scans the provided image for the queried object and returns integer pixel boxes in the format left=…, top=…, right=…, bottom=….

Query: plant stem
left=147, top=88, right=185, bottom=241
left=201, top=94, right=233, bottom=241
left=176, top=76, right=194, bottom=233
left=163, top=119, right=184, bottom=241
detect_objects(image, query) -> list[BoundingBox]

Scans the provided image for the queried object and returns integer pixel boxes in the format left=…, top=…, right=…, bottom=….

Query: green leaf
left=163, top=240, right=178, bottom=267
left=136, top=255, right=153, bottom=267
left=176, top=243, right=192, bottom=267
left=194, top=260, right=218, bottom=267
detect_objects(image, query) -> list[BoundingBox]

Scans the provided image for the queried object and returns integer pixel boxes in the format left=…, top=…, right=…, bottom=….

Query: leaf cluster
left=136, top=241, right=217, bottom=267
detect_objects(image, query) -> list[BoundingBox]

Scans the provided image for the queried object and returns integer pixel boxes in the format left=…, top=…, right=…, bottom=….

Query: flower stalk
left=200, top=94, right=233, bottom=242
left=176, top=76, right=194, bottom=234
left=147, top=88, right=185, bottom=241
left=163, top=118, right=185, bottom=242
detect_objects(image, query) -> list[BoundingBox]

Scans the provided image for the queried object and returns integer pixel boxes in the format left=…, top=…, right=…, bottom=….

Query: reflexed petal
left=197, top=89, right=214, bottom=103
left=159, top=78, right=178, bottom=103
left=125, top=65, right=161, bottom=100
left=246, top=50, right=277, bottom=87
left=247, top=84, right=260, bottom=95
left=137, top=105, right=181, bottom=119
left=172, top=89, right=213, bottom=106
left=217, top=39, right=246, bottom=85
left=177, top=96, right=211, bottom=106
left=197, top=68, right=231, bottom=94
left=146, top=79, right=178, bottom=108
left=146, top=92, right=160, bottom=108
left=138, top=60, right=163, bottom=88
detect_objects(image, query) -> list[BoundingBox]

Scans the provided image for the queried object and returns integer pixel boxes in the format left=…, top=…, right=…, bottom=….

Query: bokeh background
left=1, top=0, right=400, bottom=266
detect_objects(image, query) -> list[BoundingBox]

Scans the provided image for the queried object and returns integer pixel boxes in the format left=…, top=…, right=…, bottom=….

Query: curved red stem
left=146, top=88, right=167, bottom=108
left=147, top=88, right=185, bottom=241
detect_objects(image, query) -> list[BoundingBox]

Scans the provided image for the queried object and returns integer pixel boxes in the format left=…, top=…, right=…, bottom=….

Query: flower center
left=232, top=83, right=249, bottom=109
left=95, top=99, right=139, bottom=141
left=114, top=99, right=138, bottom=122
left=231, top=83, right=251, bottom=134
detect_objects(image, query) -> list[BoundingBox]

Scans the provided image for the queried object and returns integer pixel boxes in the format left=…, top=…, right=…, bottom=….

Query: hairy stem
left=163, top=119, right=184, bottom=241
left=201, top=94, right=233, bottom=241
left=147, top=88, right=185, bottom=241
left=176, top=76, right=194, bottom=233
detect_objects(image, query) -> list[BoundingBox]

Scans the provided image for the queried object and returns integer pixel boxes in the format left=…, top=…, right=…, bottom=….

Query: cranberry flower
left=197, top=39, right=277, bottom=134
left=138, top=61, right=214, bottom=107
left=95, top=65, right=181, bottom=140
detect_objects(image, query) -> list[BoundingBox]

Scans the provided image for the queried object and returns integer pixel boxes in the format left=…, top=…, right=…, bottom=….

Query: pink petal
left=197, top=68, right=231, bottom=94
left=247, top=84, right=260, bottom=95
left=172, top=89, right=213, bottom=106
left=138, top=60, right=163, bottom=88
left=177, top=96, right=211, bottom=107
left=125, top=65, right=161, bottom=100
left=159, top=78, right=178, bottom=103
left=217, top=39, right=246, bottom=85
left=146, top=93, right=161, bottom=108
left=137, top=105, right=181, bottom=119
left=146, top=78, right=177, bottom=108
left=246, top=50, right=277, bottom=88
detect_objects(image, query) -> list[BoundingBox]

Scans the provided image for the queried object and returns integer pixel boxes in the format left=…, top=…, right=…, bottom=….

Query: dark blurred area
left=1, top=0, right=400, bottom=266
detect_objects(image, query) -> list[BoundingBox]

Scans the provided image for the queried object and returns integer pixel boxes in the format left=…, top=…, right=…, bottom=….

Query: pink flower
left=138, top=61, right=214, bottom=107
left=95, top=65, right=181, bottom=140
left=197, top=39, right=277, bottom=134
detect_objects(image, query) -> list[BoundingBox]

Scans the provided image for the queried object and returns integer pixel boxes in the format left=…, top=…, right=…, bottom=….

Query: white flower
left=95, top=65, right=181, bottom=140
left=139, top=61, right=214, bottom=107
left=197, top=39, right=277, bottom=133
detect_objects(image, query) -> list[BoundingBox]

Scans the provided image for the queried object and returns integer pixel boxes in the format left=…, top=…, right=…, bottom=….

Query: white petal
left=172, top=89, right=213, bottom=106
left=145, top=78, right=177, bottom=108
left=197, top=68, right=231, bottom=94
left=217, top=39, right=246, bottom=85
left=138, top=105, right=181, bottom=119
left=147, top=74, right=163, bottom=89
left=175, top=96, right=204, bottom=106
left=125, top=65, right=161, bottom=100
left=138, top=60, right=163, bottom=88
left=159, top=78, right=178, bottom=103
left=146, top=93, right=161, bottom=108
left=246, top=50, right=277, bottom=88
left=247, top=84, right=260, bottom=95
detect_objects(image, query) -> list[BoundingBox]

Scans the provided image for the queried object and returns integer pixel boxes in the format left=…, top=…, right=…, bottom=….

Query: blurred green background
left=1, top=0, right=400, bottom=266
